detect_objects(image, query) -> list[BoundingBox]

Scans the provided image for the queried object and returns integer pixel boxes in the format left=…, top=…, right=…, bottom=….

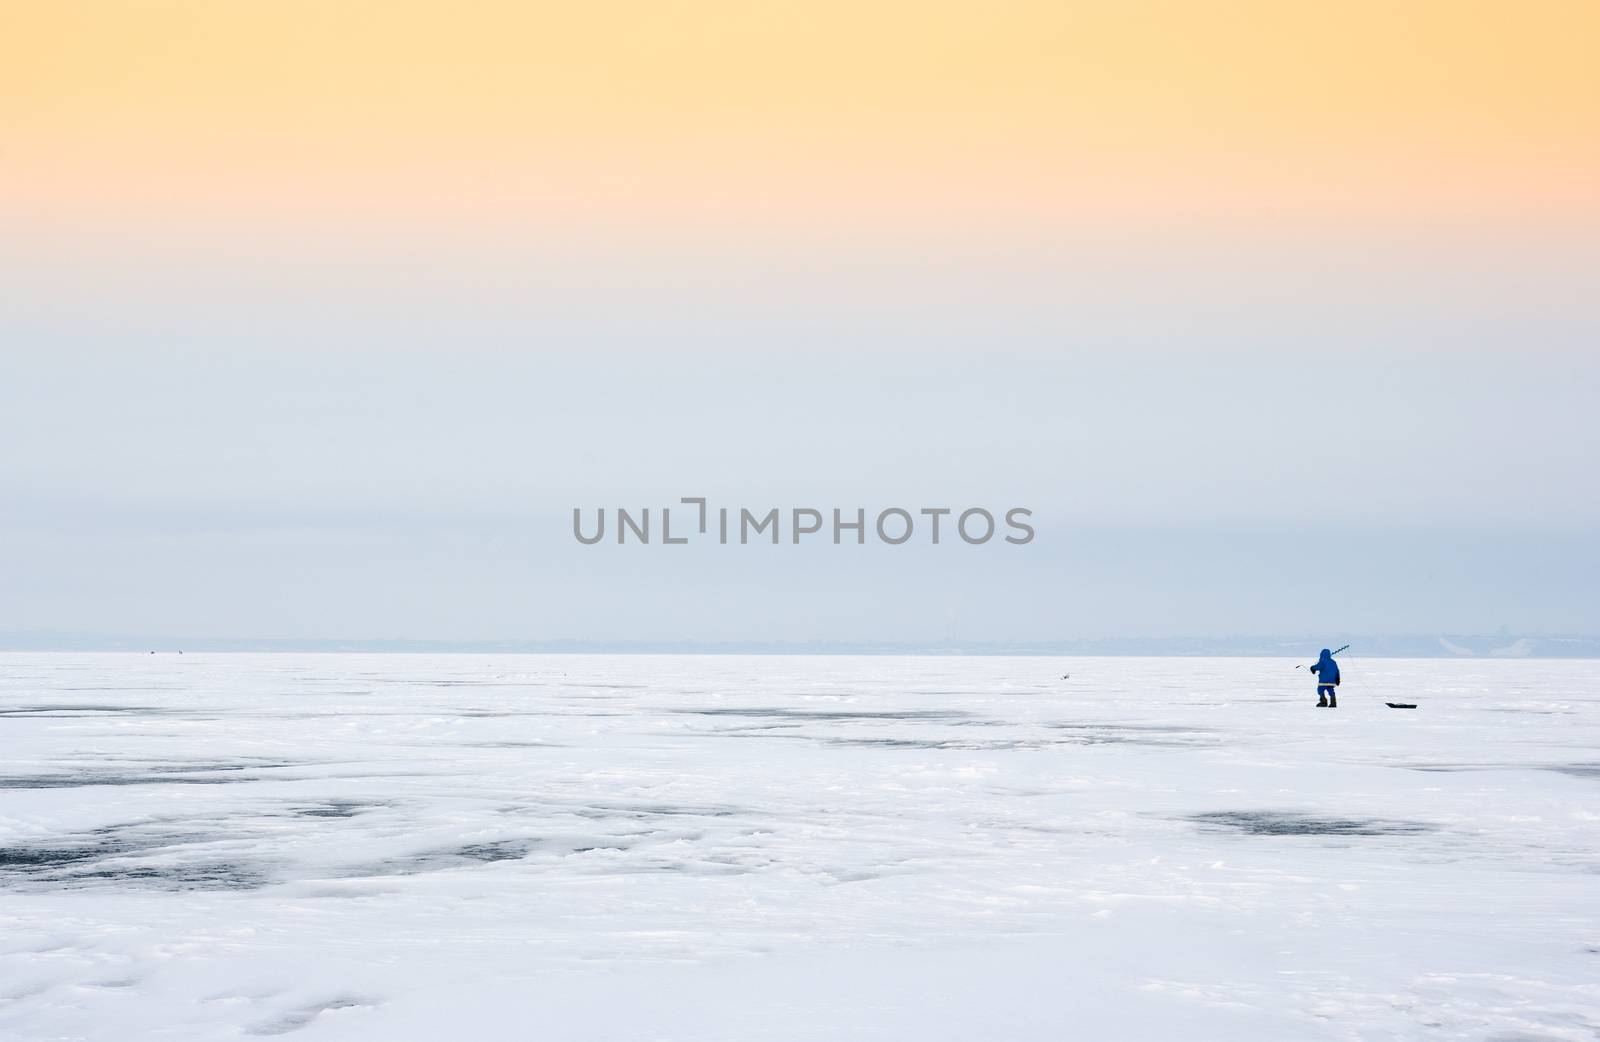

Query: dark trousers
left=1317, top=684, right=1337, bottom=704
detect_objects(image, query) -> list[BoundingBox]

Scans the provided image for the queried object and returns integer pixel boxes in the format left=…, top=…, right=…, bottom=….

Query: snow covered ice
left=2, top=653, right=1597, bottom=1040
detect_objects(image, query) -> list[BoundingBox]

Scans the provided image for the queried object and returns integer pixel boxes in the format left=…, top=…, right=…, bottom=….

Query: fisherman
left=1310, top=648, right=1341, bottom=708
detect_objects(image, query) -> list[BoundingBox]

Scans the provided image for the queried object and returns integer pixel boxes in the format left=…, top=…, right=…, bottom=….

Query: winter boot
left=1316, top=694, right=1328, bottom=707
left=1327, top=693, right=1337, bottom=708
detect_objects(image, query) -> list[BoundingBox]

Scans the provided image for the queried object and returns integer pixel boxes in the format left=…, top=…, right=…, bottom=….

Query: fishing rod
left=1295, top=643, right=1350, bottom=668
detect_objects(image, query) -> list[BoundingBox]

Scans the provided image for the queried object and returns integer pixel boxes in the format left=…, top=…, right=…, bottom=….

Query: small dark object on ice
left=1386, top=702, right=1418, bottom=709
left=1061, top=674, right=1071, bottom=679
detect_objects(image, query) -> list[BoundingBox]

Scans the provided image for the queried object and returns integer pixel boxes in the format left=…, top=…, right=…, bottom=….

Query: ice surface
left=2, top=653, right=1597, bottom=1040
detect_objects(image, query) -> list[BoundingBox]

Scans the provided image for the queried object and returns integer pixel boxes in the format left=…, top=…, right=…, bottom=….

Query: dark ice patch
left=358, top=838, right=540, bottom=876
left=0, top=759, right=300, bottom=788
left=823, top=737, right=957, bottom=749
left=0, top=774, right=229, bottom=788
left=1405, top=762, right=1600, bottom=780
left=1405, top=764, right=1497, bottom=773
left=0, top=841, right=119, bottom=869
left=1189, top=811, right=1436, bottom=837
left=0, top=704, right=167, bottom=718
left=295, top=801, right=382, bottom=818
left=143, top=760, right=299, bottom=774
left=64, top=860, right=270, bottom=891
left=457, top=840, right=536, bottom=862
left=1546, top=763, right=1600, bottom=780
left=0, top=829, right=274, bottom=892
left=248, top=996, right=374, bottom=1035
left=572, top=801, right=741, bottom=820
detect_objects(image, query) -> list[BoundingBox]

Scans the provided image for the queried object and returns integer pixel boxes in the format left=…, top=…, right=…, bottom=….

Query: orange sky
left=4, top=1, right=1598, bottom=226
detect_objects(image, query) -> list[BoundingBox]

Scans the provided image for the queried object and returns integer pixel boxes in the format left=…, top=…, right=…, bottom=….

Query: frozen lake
left=2, top=653, right=1597, bottom=1040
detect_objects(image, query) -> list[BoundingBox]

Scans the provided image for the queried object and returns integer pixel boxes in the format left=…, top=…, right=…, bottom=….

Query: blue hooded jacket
left=1310, top=649, right=1340, bottom=685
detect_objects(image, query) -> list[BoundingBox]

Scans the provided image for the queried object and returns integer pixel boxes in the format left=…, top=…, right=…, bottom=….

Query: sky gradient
left=3, top=2, right=1597, bottom=645
left=7, top=1, right=1599, bottom=225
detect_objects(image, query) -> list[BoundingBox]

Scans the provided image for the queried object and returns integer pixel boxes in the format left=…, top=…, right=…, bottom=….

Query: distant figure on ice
left=1310, top=648, right=1341, bottom=708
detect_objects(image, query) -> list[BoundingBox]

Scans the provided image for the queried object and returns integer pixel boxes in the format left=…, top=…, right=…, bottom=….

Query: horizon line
left=2, top=632, right=1596, bottom=659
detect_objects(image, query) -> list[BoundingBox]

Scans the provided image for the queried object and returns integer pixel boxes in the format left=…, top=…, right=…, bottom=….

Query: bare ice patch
left=1188, top=811, right=1437, bottom=837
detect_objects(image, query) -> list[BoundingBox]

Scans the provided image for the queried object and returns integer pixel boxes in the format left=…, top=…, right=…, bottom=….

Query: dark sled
left=1385, top=702, right=1418, bottom=709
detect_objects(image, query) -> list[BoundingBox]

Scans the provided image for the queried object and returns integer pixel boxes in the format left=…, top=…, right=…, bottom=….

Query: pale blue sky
left=3, top=225, right=1596, bottom=643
